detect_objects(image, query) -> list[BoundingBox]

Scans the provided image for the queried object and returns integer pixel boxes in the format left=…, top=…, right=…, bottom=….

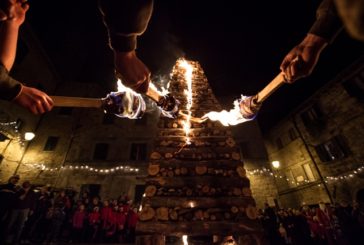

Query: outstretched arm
left=99, top=0, right=154, bottom=93
left=0, top=0, right=29, bottom=71
left=280, top=0, right=343, bottom=83
left=0, top=0, right=53, bottom=114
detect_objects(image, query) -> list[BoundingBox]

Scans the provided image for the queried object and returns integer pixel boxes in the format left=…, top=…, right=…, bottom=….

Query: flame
left=149, top=81, right=177, bottom=118
left=149, top=81, right=170, bottom=96
left=116, top=80, right=146, bottom=119
left=178, top=59, right=194, bottom=144
left=182, top=235, right=188, bottom=245
left=201, top=95, right=254, bottom=126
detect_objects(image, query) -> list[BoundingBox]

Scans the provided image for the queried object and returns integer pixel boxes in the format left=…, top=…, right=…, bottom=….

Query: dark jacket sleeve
left=0, top=64, right=22, bottom=101
left=309, top=0, right=343, bottom=43
left=98, top=0, right=154, bottom=52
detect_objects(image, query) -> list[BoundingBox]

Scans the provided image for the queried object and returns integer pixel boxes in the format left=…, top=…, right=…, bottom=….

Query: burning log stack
left=136, top=60, right=263, bottom=245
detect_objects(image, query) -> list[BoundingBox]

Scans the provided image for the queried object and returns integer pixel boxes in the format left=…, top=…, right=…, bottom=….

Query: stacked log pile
left=136, top=60, right=262, bottom=244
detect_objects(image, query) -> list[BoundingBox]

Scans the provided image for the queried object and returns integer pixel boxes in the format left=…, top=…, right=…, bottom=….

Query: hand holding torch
left=239, top=72, right=287, bottom=119
left=50, top=81, right=180, bottom=119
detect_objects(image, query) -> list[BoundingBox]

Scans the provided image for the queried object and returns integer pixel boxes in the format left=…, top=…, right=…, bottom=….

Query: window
left=130, top=143, right=147, bottom=161
left=58, top=107, right=73, bottom=116
left=315, top=135, right=348, bottom=162
left=44, top=136, right=59, bottom=151
left=102, top=113, right=115, bottom=124
left=285, top=170, right=296, bottom=188
left=93, top=143, right=109, bottom=160
left=288, top=128, right=298, bottom=141
left=342, top=74, right=364, bottom=100
left=301, top=104, right=325, bottom=135
left=303, top=163, right=315, bottom=181
left=276, top=137, right=283, bottom=150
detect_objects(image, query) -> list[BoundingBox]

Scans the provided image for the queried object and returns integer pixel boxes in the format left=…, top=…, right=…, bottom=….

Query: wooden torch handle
left=145, top=85, right=162, bottom=103
left=51, top=96, right=103, bottom=108
left=256, top=73, right=286, bottom=104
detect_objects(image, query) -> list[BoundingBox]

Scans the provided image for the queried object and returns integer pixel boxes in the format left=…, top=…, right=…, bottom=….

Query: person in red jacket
left=86, top=206, right=100, bottom=242
left=316, top=202, right=335, bottom=245
left=100, top=200, right=113, bottom=242
left=126, top=207, right=139, bottom=243
left=71, top=204, right=86, bottom=242
left=115, top=206, right=126, bottom=243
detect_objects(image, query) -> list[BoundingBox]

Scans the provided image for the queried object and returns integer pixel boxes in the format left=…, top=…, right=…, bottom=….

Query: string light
left=30, top=163, right=140, bottom=175
left=247, top=164, right=364, bottom=185
left=0, top=121, right=26, bottom=146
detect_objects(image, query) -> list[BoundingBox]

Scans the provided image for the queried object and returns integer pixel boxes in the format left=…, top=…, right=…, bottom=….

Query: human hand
left=13, top=85, right=54, bottom=114
left=280, top=34, right=327, bottom=83
left=114, top=50, right=151, bottom=93
left=0, top=0, right=29, bottom=25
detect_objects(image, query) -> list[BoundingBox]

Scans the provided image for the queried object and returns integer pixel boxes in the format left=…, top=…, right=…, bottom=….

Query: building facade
left=264, top=56, right=364, bottom=208
left=0, top=25, right=277, bottom=207
left=231, top=121, right=279, bottom=209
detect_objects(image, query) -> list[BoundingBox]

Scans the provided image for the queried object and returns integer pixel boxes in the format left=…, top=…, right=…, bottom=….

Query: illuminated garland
left=31, top=163, right=140, bottom=174
left=325, top=165, right=364, bottom=182
left=247, top=164, right=364, bottom=186
left=0, top=121, right=25, bottom=146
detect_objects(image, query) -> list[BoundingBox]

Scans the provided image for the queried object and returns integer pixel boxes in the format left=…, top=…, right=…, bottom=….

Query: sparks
left=201, top=95, right=254, bottom=126
left=178, top=59, right=194, bottom=144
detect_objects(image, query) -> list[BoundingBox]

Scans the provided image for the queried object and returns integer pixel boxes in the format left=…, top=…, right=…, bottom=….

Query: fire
left=178, top=59, right=194, bottom=145
left=201, top=95, right=254, bottom=126
left=116, top=80, right=146, bottom=119
left=182, top=235, right=188, bottom=245
left=149, top=81, right=170, bottom=96
left=148, top=81, right=178, bottom=118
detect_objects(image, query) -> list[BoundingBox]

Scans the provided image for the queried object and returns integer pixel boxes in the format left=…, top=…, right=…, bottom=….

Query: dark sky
left=26, top=0, right=364, bottom=132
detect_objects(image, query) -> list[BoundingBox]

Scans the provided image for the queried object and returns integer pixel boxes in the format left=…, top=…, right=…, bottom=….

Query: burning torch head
left=102, top=91, right=146, bottom=119
left=239, top=95, right=261, bottom=119
left=156, top=93, right=180, bottom=118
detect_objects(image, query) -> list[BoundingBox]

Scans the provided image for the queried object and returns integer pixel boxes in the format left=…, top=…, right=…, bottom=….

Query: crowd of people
left=258, top=199, right=364, bottom=245
left=0, top=175, right=139, bottom=244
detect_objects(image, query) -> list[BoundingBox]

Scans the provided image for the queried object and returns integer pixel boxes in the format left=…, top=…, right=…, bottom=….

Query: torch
left=239, top=72, right=286, bottom=119
left=200, top=72, right=287, bottom=126
left=50, top=81, right=180, bottom=119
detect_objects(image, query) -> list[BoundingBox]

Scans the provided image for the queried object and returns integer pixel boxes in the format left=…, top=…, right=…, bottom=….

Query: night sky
left=26, top=0, right=364, bottom=132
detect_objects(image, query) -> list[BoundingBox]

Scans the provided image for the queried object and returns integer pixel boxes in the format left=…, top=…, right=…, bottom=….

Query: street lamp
left=272, top=160, right=280, bottom=169
left=24, top=132, right=35, bottom=141
left=13, top=132, right=36, bottom=175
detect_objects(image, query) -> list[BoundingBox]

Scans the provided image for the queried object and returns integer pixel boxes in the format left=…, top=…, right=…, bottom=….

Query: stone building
left=1, top=79, right=160, bottom=200
left=0, top=23, right=159, bottom=201
left=264, top=55, right=364, bottom=208
left=231, top=121, right=279, bottom=209
left=0, top=23, right=59, bottom=182
left=0, top=25, right=276, bottom=207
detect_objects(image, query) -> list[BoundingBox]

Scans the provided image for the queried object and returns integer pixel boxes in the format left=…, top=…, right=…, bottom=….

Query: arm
left=280, top=0, right=343, bottom=83
left=98, top=0, right=154, bottom=93
left=0, top=0, right=29, bottom=71
left=0, top=1, right=53, bottom=113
